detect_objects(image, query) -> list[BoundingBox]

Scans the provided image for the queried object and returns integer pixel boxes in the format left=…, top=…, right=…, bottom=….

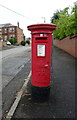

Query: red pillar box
left=27, top=24, right=56, bottom=100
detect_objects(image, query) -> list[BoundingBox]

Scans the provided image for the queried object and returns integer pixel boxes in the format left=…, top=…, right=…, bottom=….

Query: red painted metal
left=27, top=24, right=56, bottom=87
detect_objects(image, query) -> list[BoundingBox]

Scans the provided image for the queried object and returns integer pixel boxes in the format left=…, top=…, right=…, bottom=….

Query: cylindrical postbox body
left=27, top=24, right=56, bottom=100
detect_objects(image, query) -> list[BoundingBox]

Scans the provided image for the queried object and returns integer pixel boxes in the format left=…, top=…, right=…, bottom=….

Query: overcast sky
left=0, top=0, right=76, bottom=37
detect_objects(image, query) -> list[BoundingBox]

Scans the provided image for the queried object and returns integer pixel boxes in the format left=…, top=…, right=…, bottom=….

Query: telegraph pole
left=42, top=17, right=46, bottom=23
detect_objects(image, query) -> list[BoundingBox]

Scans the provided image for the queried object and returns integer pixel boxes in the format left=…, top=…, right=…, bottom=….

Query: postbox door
left=32, top=35, right=52, bottom=87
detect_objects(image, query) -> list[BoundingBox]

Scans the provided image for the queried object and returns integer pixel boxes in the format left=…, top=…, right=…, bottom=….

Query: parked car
left=6, top=41, right=11, bottom=45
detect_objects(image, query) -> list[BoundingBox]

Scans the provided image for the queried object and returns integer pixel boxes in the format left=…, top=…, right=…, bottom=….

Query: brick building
left=0, top=23, right=24, bottom=44
left=0, top=24, right=3, bottom=38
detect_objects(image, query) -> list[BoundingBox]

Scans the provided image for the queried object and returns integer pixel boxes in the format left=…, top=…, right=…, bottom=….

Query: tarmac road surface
left=0, top=46, right=31, bottom=119
left=1, top=46, right=31, bottom=89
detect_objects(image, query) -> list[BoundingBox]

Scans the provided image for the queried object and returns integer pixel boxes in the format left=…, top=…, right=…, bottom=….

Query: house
left=0, top=24, right=3, bottom=38
left=0, top=22, right=24, bottom=44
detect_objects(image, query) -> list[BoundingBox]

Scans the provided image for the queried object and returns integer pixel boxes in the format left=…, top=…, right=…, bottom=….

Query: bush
left=25, top=40, right=30, bottom=45
left=21, top=40, right=26, bottom=46
left=9, top=38, right=17, bottom=45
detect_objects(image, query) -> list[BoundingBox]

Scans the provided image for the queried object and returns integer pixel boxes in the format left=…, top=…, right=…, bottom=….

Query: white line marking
left=5, top=71, right=31, bottom=120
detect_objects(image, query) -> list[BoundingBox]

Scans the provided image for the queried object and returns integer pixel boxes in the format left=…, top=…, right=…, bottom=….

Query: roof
left=0, top=23, right=14, bottom=28
left=0, top=23, right=23, bottom=31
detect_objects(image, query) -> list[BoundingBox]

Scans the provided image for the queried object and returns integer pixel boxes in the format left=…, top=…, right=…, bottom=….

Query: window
left=4, top=28, right=7, bottom=33
left=9, top=34, right=15, bottom=38
left=4, top=36, right=7, bottom=41
left=0, top=29, right=2, bottom=32
left=9, top=28, right=15, bottom=32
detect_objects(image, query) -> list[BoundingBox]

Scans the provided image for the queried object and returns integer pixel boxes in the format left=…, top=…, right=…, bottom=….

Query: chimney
left=17, top=22, right=19, bottom=28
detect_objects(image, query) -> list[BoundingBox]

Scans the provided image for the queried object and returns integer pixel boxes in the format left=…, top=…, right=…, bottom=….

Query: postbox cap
left=27, top=23, right=56, bottom=31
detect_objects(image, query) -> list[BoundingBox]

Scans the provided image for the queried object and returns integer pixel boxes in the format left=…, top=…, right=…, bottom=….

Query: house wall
left=54, top=36, right=77, bottom=58
left=0, top=28, right=2, bottom=37
left=16, top=27, right=24, bottom=43
left=2, top=26, right=23, bottom=44
left=2, top=26, right=16, bottom=41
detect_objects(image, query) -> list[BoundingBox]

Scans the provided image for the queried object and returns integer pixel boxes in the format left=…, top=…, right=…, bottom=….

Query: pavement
left=3, top=47, right=76, bottom=120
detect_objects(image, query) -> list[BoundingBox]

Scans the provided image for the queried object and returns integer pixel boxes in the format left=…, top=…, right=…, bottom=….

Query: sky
left=0, top=0, right=76, bottom=37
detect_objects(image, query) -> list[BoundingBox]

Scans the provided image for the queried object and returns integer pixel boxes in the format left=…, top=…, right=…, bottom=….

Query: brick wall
left=54, top=36, right=77, bottom=58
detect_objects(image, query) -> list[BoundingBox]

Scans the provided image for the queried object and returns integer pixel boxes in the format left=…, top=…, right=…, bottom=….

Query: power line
left=0, top=3, right=38, bottom=22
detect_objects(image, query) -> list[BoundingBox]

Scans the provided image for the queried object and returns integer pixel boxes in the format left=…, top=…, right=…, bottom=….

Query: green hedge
left=9, top=38, right=17, bottom=45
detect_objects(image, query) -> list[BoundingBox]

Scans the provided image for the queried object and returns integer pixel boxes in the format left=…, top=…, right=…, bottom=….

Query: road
left=2, top=46, right=31, bottom=89
left=0, top=46, right=31, bottom=119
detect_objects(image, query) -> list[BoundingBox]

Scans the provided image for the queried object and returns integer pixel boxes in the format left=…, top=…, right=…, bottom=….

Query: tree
left=72, top=2, right=77, bottom=34
left=23, top=34, right=26, bottom=41
left=0, top=36, right=2, bottom=41
left=51, top=10, right=60, bottom=23
left=51, top=5, right=77, bottom=39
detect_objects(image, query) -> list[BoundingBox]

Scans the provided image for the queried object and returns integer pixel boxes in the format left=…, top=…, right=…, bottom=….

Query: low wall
left=0, top=41, right=7, bottom=47
left=54, top=35, right=77, bottom=58
left=0, top=41, right=2, bottom=47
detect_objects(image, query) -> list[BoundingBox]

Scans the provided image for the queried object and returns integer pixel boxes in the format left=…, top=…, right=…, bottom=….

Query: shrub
left=9, top=38, right=17, bottom=45
left=25, top=40, right=30, bottom=45
left=21, top=40, right=26, bottom=46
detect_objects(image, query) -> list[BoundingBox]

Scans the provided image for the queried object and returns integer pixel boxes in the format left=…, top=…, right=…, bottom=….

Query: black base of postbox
left=31, top=85, right=50, bottom=102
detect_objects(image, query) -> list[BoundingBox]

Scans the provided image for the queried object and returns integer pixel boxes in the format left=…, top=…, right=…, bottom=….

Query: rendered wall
left=54, top=36, right=77, bottom=58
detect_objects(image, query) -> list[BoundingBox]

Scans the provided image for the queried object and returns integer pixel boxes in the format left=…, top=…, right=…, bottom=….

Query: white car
left=6, top=41, right=11, bottom=45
